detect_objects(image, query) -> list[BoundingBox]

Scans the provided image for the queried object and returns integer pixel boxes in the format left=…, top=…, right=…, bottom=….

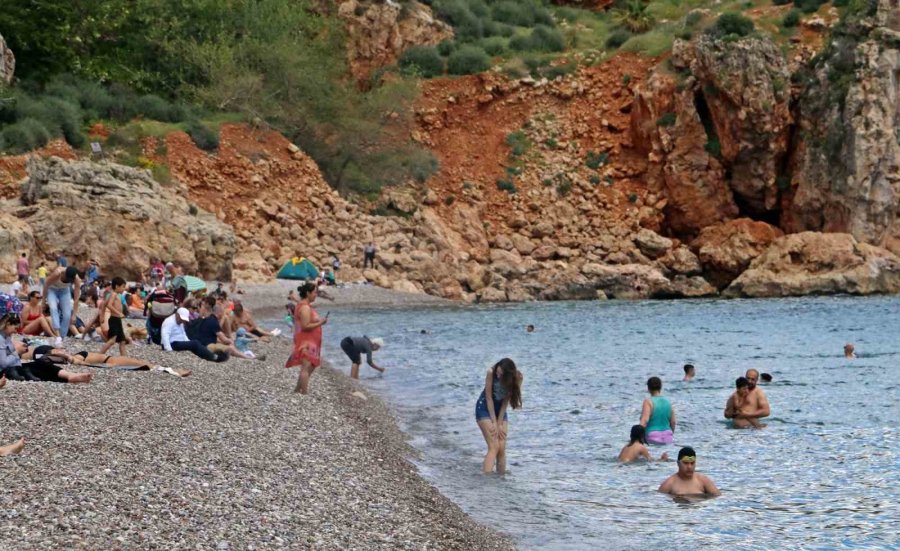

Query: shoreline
left=0, top=287, right=514, bottom=549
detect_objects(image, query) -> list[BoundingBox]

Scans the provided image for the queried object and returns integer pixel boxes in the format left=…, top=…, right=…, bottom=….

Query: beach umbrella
left=183, top=275, right=207, bottom=292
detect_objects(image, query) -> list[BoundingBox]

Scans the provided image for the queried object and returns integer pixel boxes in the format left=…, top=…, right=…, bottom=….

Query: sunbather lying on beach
left=20, top=345, right=191, bottom=377
left=0, top=311, right=92, bottom=384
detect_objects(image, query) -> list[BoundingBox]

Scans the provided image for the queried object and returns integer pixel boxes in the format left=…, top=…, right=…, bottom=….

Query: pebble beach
left=0, top=285, right=512, bottom=550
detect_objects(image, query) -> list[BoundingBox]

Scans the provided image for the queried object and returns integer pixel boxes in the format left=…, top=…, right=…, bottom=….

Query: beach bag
left=148, top=291, right=176, bottom=320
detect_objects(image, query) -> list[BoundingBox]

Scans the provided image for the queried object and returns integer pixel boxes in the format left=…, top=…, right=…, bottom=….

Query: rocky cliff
left=0, top=32, right=14, bottom=84
left=0, top=157, right=235, bottom=281
left=783, top=0, right=900, bottom=255
left=337, top=0, right=453, bottom=80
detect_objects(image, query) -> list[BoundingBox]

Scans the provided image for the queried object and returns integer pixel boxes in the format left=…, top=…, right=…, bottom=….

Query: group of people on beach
left=1, top=253, right=285, bottom=455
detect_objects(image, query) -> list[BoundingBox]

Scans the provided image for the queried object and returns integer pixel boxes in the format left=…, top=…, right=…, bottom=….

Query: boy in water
left=98, top=277, right=131, bottom=357
left=618, top=425, right=669, bottom=463
left=724, top=377, right=766, bottom=429
left=659, top=446, right=721, bottom=497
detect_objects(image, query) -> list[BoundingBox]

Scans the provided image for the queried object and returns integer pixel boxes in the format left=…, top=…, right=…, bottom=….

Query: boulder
left=633, top=228, right=672, bottom=259
left=582, top=263, right=672, bottom=299
left=478, top=286, right=508, bottom=303
left=0, top=32, right=13, bottom=84
left=724, top=232, right=900, bottom=297
left=510, top=233, right=535, bottom=255
left=531, top=245, right=557, bottom=261
left=669, top=275, right=717, bottom=298
left=692, top=218, right=784, bottom=289
left=19, top=157, right=235, bottom=280
left=658, top=246, right=702, bottom=276
left=0, top=212, right=34, bottom=281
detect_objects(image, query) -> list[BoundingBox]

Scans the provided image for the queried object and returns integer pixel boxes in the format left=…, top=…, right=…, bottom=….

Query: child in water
left=618, top=425, right=669, bottom=463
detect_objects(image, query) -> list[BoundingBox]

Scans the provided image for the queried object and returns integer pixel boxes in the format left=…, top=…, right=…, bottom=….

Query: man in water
left=724, top=377, right=766, bottom=428
left=844, top=343, right=856, bottom=359
left=659, top=446, right=720, bottom=496
left=761, top=373, right=773, bottom=383
left=683, top=364, right=695, bottom=381
left=732, top=369, right=770, bottom=426
left=526, top=324, right=535, bottom=333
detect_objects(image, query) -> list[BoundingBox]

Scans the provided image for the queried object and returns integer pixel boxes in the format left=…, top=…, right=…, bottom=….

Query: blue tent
left=277, top=257, right=319, bottom=280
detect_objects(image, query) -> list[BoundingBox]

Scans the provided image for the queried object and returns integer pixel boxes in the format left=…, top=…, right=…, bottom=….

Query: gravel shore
left=0, top=290, right=513, bottom=550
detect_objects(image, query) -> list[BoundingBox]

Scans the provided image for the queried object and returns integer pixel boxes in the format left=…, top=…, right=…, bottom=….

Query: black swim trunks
left=108, top=316, right=127, bottom=343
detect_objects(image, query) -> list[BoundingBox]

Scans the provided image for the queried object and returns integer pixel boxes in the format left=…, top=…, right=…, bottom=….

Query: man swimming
left=844, top=343, right=856, bottom=359
left=683, top=364, right=695, bottom=381
left=724, top=377, right=766, bottom=428
left=658, top=446, right=721, bottom=497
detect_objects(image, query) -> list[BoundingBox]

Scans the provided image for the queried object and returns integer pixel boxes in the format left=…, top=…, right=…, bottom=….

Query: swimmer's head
left=629, top=424, right=646, bottom=445
left=735, top=376, right=749, bottom=398
left=745, top=369, right=759, bottom=390
left=683, top=364, right=695, bottom=375
left=647, top=376, right=662, bottom=393
left=677, top=446, right=697, bottom=476
left=760, top=373, right=773, bottom=383
left=526, top=324, right=535, bottom=333
left=370, top=337, right=384, bottom=350
left=844, top=343, right=855, bottom=357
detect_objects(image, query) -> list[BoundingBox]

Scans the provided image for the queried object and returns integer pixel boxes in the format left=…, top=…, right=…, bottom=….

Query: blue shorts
left=475, top=391, right=508, bottom=422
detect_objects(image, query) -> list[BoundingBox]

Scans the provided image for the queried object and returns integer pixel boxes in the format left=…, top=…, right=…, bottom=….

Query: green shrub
left=447, top=45, right=491, bottom=75
left=685, top=11, right=704, bottom=27
left=796, top=0, right=826, bottom=13
left=556, top=179, right=572, bottom=196
left=510, top=25, right=565, bottom=52
left=612, top=0, right=656, bottom=33
left=772, top=0, right=792, bottom=5
left=494, top=23, right=516, bottom=37
left=522, top=55, right=547, bottom=75
left=491, top=1, right=535, bottom=27
left=186, top=120, right=219, bottom=151
left=545, top=137, right=558, bottom=148
left=606, top=29, right=633, bottom=49
left=496, top=178, right=517, bottom=193
left=444, top=195, right=456, bottom=206
left=708, top=13, right=755, bottom=38
left=656, top=112, right=677, bottom=127
left=399, top=46, right=445, bottom=78
left=506, top=130, right=530, bottom=156
left=543, top=63, right=575, bottom=80
left=0, top=118, right=53, bottom=153
left=589, top=174, right=601, bottom=185
left=480, top=36, right=508, bottom=56
left=188, top=204, right=199, bottom=216
left=705, top=137, right=721, bottom=158
left=628, top=193, right=638, bottom=203
left=406, top=149, right=440, bottom=183
left=622, top=74, right=632, bottom=85
left=437, top=40, right=457, bottom=57
left=782, top=9, right=802, bottom=27
left=15, top=96, right=86, bottom=148
left=586, top=150, right=608, bottom=169
left=135, top=94, right=179, bottom=122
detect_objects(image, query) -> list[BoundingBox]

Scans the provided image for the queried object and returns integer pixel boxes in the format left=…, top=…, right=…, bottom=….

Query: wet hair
left=761, top=373, right=773, bottom=382
left=647, top=376, right=662, bottom=392
left=735, top=376, right=749, bottom=389
left=677, top=446, right=696, bottom=462
left=111, top=277, right=126, bottom=289
left=629, top=424, right=646, bottom=445
left=683, top=364, right=695, bottom=374
left=202, top=295, right=216, bottom=309
left=297, top=282, right=317, bottom=299
left=493, top=358, right=522, bottom=410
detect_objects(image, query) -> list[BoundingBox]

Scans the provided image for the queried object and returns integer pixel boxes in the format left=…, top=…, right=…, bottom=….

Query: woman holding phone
left=285, top=282, right=326, bottom=394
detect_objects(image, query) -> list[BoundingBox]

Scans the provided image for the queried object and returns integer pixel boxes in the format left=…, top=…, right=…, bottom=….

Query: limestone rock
left=581, top=263, right=672, bottom=299
left=478, top=286, right=508, bottom=303
left=692, top=218, right=784, bottom=289
left=0, top=212, right=34, bottom=281
left=724, top=232, right=900, bottom=297
left=0, top=32, right=13, bottom=84
left=510, top=233, right=535, bottom=255
left=633, top=228, right=672, bottom=259
left=658, top=246, right=702, bottom=276
left=19, top=157, right=234, bottom=280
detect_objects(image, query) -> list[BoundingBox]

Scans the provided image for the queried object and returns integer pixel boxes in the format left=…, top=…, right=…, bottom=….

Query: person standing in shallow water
left=640, top=376, right=676, bottom=445
left=658, top=446, right=720, bottom=497
left=682, top=364, right=695, bottom=381
left=285, top=282, right=326, bottom=394
left=475, top=358, right=523, bottom=475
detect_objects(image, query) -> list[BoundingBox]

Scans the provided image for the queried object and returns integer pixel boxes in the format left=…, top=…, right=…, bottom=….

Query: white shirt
left=10, top=281, right=22, bottom=295
left=161, top=314, right=188, bottom=351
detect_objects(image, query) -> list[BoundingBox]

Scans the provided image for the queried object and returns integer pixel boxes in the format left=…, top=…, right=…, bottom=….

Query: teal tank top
left=647, top=396, right=672, bottom=432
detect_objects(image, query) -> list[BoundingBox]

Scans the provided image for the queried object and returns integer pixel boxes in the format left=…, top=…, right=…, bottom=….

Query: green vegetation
left=586, top=150, right=608, bottom=169
left=448, top=45, right=492, bottom=75
left=400, top=46, right=445, bottom=78
left=606, top=29, right=633, bottom=49
left=509, top=25, right=566, bottom=52
left=656, top=112, right=677, bottom=127
left=782, top=9, right=802, bottom=28
left=611, top=0, right=656, bottom=33
left=506, top=130, right=531, bottom=157
left=444, top=195, right=456, bottom=205
left=556, top=179, right=573, bottom=196
left=496, top=178, right=517, bottom=193
left=707, top=13, right=756, bottom=38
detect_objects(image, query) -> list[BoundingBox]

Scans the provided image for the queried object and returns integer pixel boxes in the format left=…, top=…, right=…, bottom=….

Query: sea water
left=318, top=296, right=899, bottom=549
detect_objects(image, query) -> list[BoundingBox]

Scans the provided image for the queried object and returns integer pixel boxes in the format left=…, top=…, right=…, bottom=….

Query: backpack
left=147, top=290, right=176, bottom=326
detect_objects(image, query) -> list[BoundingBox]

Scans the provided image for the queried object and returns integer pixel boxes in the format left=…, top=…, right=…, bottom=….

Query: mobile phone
left=324, top=311, right=330, bottom=319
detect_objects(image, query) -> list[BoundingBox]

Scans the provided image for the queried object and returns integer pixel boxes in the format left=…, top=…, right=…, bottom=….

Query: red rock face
left=691, top=218, right=784, bottom=289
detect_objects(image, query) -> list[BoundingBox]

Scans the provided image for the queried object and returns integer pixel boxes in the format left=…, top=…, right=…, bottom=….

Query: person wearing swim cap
left=658, top=447, right=720, bottom=496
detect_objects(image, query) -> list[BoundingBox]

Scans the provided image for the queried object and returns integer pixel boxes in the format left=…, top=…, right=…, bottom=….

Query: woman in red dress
left=285, top=282, right=327, bottom=394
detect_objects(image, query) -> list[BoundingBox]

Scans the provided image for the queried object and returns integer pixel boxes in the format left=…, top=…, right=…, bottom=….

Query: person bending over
left=619, top=425, right=669, bottom=463
left=475, top=358, right=524, bottom=475
left=339, top=335, right=385, bottom=379
left=659, top=447, right=720, bottom=497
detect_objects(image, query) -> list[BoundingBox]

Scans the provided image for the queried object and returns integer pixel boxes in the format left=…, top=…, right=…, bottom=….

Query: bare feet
left=0, top=375, right=6, bottom=389
left=174, top=368, right=192, bottom=378
left=68, top=373, right=93, bottom=384
left=0, top=437, right=25, bottom=456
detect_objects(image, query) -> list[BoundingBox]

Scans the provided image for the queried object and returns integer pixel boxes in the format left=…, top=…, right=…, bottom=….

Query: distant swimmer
left=640, top=377, right=676, bottom=445
left=844, top=343, right=856, bottom=359
left=339, top=336, right=386, bottom=379
left=683, top=364, right=695, bottom=382
left=724, top=377, right=766, bottom=429
left=619, top=425, right=669, bottom=463
left=475, top=358, right=524, bottom=475
left=658, top=447, right=721, bottom=497
left=761, top=373, right=773, bottom=383
left=526, top=324, right=535, bottom=333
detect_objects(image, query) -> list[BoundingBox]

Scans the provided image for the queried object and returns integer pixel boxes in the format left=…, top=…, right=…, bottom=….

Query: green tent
left=277, top=257, right=319, bottom=280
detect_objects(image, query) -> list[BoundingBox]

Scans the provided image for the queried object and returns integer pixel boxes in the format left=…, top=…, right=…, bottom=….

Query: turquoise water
left=319, top=297, right=899, bottom=549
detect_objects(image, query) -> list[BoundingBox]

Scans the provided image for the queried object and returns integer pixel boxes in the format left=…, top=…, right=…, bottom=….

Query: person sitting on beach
left=81, top=279, right=112, bottom=341
left=0, top=299, right=92, bottom=384
left=844, top=343, right=856, bottom=359
left=683, top=364, right=695, bottom=382
left=231, top=302, right=279, bottom=341
left=126, top=287, right=145, bottom=317
left=285, top=282, right=326, bottom=394
left=475, top=358, right=523, bottom=475
left=724, top=377, right=766, bottom=429
left=619, top=425, right=669, bottom=463
left=339, top=336, right=385, bottom=379
left=18, top=291, right=58, bottom=338
left=161, top=307, right=227, bottom=362
left=640, top=376, right=676, bottom=445
left=193, top=297, right=263, bottom=362
left=658, top=446, right=720, bottom=497
left=10, top=278, right=28, bottom=299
